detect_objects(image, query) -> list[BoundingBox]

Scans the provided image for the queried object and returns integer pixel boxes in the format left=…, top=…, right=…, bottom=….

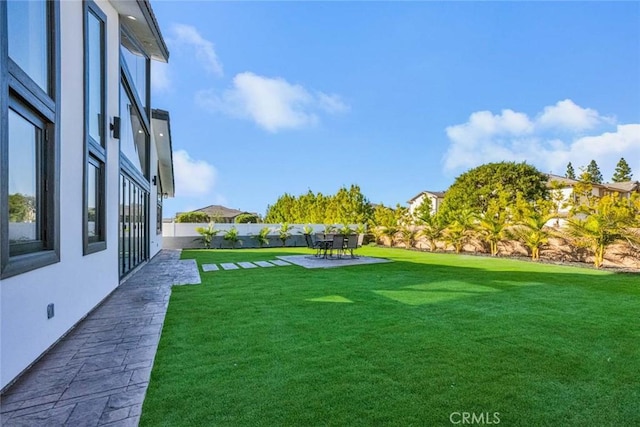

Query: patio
left=0, top=250, right=200, bottom=426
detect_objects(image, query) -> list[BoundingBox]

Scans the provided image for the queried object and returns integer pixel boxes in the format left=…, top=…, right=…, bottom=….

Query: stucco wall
left=0, top=0, right=158, bottom=390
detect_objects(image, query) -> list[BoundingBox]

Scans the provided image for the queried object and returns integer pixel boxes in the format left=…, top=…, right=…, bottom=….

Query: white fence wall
left=162, top=223, right=360, bottom=249
left=163, top=223, right=350, bottom=237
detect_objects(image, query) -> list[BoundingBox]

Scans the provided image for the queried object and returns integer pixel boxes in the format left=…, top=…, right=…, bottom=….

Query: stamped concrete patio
left=0, top=250, right=200, bottom=427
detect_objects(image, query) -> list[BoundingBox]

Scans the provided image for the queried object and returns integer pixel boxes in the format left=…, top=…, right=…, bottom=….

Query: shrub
left=177, top=212, right=210, bottom=223
left=235, top=213, right=259, bottom=223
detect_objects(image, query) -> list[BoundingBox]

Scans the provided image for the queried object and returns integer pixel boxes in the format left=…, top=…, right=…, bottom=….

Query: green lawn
left=140, top=247, right=639, bottom=426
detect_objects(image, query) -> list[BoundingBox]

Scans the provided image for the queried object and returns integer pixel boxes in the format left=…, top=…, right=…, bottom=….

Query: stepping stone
left=237, top=262, right=258, bottom=269
left=220, top=263, right=240, bottom=270
left=270, top=260, right=292, bottom=267
left=202, top=264, right=219, bottom=272
left=254, top=261, right=275, bottom=268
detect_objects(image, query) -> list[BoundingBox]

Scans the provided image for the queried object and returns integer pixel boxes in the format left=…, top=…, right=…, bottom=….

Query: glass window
left=156, top=175, right=163, bottom=235
left=7, top=0, right=50, bottom=93
left=8, top=108, right=42, bottom=253
left=86, top=158, right=105, bottom=244
left=87, top=10, right=104, bottom=146
left=84, top=2, right=106, bottom=253
left=120, top=84, right=148, bottom=177
left=2, top=0, right=60, bottom=278
left=121, top=31, right=148, bottom=108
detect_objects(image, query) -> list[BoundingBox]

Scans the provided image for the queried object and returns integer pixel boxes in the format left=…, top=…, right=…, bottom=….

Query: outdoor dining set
left=304, top=233, right=365, bottom=259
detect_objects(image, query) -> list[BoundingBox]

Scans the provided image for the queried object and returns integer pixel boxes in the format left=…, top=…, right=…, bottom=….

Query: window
left=156, top=173, right=163, bottom=235
left=119, top=82, right=149, bottom=178
left=120, top=29, right=148, bottom=111
left=84, top=2, right=106, bottom=254
left=1, top=0, right=60, bottom=279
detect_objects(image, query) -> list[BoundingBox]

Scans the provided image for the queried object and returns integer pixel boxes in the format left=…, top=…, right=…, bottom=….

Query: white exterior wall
left=149, top=132, right=163, bottom=258
left=409, top=193, right=441, bottom=217
left=0, top=0, right=137, bottom=390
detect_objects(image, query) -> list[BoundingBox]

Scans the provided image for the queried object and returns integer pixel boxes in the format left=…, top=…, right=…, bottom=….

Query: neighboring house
left=546, top=174, right=640, bottom=215
left=177, top=205, right=259, bottom=223
left=1, top=0, right=174, bottom=390
left=407, top=191, right=446, bottom=217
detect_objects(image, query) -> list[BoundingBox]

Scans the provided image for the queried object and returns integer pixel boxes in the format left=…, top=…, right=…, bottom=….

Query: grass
left=140, top=247, right=639, bottom=426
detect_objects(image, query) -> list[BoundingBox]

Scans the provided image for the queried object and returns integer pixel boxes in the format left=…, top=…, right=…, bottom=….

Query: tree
left=223, top=227, right=241, bottom=249
left=413, top=197, right=433, bottom=224
left=612, top=157, right=633, bottom=182
left=399, top=225, right=419, bottom=249
left=565, top=162, right=576, bottom=180
left=234, top=213, right=260, bottom=223
left=443, top=208, right=476, bottom=253
left=565, top=193, right=640, bottom=268
left=176, top=211, right=210, bottom=223
left=508, top=196, right=555, bottom=261
left=278, top=223, right=293, bottom=247
left=584, top=160, right=603, bottom=184
left=418, top=214, right=446, bottom=252
left=439, top=162, right=548, bottom=219
left=8, top=193, right=35, bottom=222
left=195, top=223, right=220, bottom=249
left=476, top=197, right=510, bottom=256
left=252, top=226, right=271, bottom=248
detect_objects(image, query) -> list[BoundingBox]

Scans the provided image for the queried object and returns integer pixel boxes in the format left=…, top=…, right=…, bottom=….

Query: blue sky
left=150, top=1, right=640, bottom=218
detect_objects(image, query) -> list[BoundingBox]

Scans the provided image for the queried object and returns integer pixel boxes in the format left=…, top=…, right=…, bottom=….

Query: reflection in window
left=7, top=0, right=49, bottom=93
left=121, top=31, right=147, bottom=108
left=87, top=160, right=98, bottom=241
left=87, top=10, right=103, bottom=145
left=8, top=108, right=43, bottom=253
left=120, top=85, right=147, bottom=176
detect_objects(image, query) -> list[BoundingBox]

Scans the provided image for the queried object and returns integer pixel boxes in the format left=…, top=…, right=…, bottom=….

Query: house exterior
left=546, top=174, right=639, bottom=215
left=177, top=205, right=258, bottom=223
left=0, top=0, right=174, bottom=390
left=407, top=191, right=446, bottom=217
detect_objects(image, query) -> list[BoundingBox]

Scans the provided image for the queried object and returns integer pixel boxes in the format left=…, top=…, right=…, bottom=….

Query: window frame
left=83, top=0, right=107, bottom=255
left=1, top=0, right=60, bottom=279
left=156, top=171, right=163, bottom=235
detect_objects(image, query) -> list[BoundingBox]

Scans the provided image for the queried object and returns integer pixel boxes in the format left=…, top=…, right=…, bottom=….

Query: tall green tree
left=439, top=162, right=548, bottom=219
left=413, top=197, right=433, bottom=224
left=611, top=157, right=633, bottom=182
left=584, top=160, right=604, bottom=184
left=565, top=162, right=576, bottom=179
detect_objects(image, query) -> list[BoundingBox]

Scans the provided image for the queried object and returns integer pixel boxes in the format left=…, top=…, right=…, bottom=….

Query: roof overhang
left=152, top=109, right=175, bottom=197
left=111, top=0, right=169, bottom=62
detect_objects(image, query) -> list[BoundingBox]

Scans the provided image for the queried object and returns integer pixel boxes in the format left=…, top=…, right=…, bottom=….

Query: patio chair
left=344, top=234, right=359, bottom=258
left=304, top=233, right=324, bottom=257
left=329, top=234, right=346, bottom=258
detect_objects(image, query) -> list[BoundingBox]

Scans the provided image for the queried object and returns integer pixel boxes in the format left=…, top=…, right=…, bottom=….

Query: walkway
left=0, top=250, right=200, bottom=426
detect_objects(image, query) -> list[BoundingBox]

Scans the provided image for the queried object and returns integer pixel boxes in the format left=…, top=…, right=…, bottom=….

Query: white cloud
left=443, top=100, right=640, bottom=180
left=173, top=150, right=217, bottom=197
left=536, top=99, right=607, bottom=132
left=151, top=61, right=171, bottom=93
left=196, top=72, right=348, bottom=132
left=170, top=24, right=223, bottom=76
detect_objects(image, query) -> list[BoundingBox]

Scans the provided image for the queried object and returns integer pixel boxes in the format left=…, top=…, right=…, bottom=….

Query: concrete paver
left=0, top=249, right=200, bottom=426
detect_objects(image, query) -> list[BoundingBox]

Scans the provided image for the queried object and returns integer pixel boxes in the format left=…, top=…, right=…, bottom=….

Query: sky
left=149, top=1, right=640, bottom=218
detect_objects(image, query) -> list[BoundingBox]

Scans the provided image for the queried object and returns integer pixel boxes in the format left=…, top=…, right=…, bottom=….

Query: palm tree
left=564, top=194, right=640, bottom=268
left=399, top=225, right=419, bottom=249
left=380, top=225, right=399, bottom=247
left=418, top=215, right=445, bottom=252
left=443, top=208, right=477, bottom=253
left=476, top=212, right=510, bottom=256
left=509, top=204, right=555, bottom=261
